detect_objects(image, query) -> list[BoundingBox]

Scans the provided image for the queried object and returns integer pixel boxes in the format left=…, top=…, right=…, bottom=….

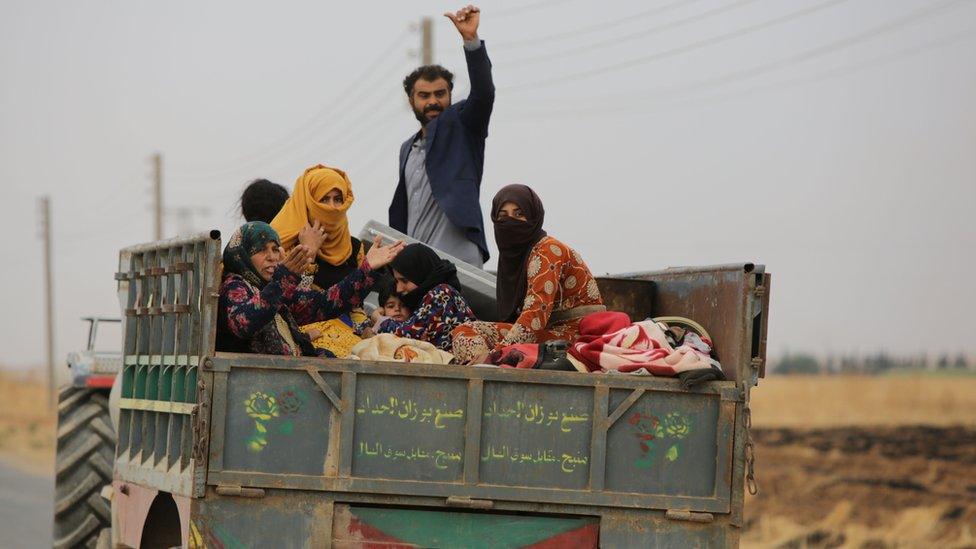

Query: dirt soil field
left=742, top=426, right=976, bottom=548
left=743, top=375, right=976, bottom=548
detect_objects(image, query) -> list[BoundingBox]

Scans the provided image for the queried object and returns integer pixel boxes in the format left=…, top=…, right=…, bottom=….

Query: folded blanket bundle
left=348, top=333, right=454, bottom=365
left=566, top=312, right=721, bottom=378
left=343, top=310, right=721, bottom=389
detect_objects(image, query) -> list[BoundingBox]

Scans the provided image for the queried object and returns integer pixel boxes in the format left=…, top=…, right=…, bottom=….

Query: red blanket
left=567, top=313, right=717, bottom=376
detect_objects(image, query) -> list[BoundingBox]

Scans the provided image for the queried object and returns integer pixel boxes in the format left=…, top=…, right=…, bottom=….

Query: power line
left=682, top=26, right=976, bottom=110
left=185, top=78, right=474, bottom=207
left=439, top=0, right=704, bottom=54
left=505, top=0, right=763, bottom=66
left=175, top=92, right=408, bottom=207
left=167, top=74, right=407, bottom=185
left=492, top=0, right=576, bottom=18
left=503, top=0, right=853, bottom=93
left=519, top=0, right=972, bottom=117
left=229, top=92, right=406, bottom=182
left=170, top=29, right=410, bottom=178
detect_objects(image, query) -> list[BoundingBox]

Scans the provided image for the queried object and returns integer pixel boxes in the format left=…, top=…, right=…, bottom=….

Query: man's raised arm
left=445, top=5, right=494, bottom=137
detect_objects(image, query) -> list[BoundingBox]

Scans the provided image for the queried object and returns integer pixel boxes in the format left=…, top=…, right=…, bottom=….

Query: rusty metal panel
left=599, top=509, right=736, bottom=548
left=190, top=488, right=332, bottom=549
left=604, top=389, right=720, bottom=498
left=352, top=375, right=468, bottom=482
left=221, top=368, right=339, bottom=475
left=331, top=504, right=599, bottom=548
left=479, top=381, right=593, bottom=490
left=755, top=272, right=772, bottom=379
left=621, top=263, right=765, bottom=383
left=594, top=277, right=656, bottom=321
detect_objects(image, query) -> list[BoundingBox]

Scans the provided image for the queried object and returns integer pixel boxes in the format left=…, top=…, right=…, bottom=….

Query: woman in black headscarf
left=451, top=184, right=605, bottom=364
left=373, top=243, right=476, bottom=350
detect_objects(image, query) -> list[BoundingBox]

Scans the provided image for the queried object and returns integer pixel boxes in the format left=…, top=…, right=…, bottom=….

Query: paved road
left=0, top=458, right=53, bottom=549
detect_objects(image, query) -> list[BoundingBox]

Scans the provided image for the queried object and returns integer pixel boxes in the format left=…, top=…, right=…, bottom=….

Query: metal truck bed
left=110, top=231, right=769, bottom=548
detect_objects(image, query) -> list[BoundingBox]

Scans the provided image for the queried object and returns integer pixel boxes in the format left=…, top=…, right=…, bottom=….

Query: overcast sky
left=1, top=0, right=974, bottom=370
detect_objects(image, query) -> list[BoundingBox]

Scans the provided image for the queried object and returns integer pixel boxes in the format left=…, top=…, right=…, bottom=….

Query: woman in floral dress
left=216, top=221, right=403, bottom=357
left=373, top=243, right=476, bottom=351
left=451, top=184, right=604, bottom=364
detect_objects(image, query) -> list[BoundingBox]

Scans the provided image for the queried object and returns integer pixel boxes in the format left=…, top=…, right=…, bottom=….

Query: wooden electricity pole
left=39, top=196, right=55, bottom=408
left=152, top=152, right=163, bottom=240
left=421, top=17, right=433, bottom=65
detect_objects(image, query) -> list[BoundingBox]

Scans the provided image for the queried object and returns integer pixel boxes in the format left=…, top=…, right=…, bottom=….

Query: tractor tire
left=53, top=386, right=115, bottom=549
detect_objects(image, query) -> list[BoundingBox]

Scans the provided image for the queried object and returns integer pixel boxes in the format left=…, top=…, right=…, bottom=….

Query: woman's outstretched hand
left=365, top=236, right=405, bottom=269
left=281, top=245, right=313, bottom=275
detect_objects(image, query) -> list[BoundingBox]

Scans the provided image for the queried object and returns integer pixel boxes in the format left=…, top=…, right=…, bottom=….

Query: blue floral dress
left=375, top=284, right=475, bottom=351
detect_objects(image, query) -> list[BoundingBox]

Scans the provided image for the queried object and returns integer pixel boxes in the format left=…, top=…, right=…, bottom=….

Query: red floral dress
left=451, top=236, right=602, bottom=363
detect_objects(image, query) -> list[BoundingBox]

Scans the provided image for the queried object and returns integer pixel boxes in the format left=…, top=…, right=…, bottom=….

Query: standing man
left=389, top=5, right=494, bottom=267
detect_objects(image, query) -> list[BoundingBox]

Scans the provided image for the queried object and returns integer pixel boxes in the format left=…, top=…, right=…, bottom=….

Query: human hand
left=444, top=5, right=480, bottom=41
left=364, top=236, right=405, bottom=269
left=370, top=308, right=387, bottom=325
left=305, top=328, right=322, bottom=341
left=281, top=245, right=313, bottom=275
left=298, top=220, right=327, bottom=251
left=466, top=351, right=489, bottom=366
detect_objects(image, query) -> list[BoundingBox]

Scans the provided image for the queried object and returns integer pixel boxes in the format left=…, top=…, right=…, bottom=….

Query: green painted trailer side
left=111, top=231, right=769, bottom=548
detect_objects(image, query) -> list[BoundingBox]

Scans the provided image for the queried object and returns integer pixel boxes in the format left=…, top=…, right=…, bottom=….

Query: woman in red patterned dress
left=451, top=184, right=605, bottom=364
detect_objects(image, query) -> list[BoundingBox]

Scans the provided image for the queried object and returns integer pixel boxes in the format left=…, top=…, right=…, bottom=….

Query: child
left=240, top=178, right=289, bottom=223
left=377, top=276, right=411, bottom=322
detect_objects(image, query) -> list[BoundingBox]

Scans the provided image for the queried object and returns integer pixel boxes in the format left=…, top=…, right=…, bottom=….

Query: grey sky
left=1, top=0, right=974, bottom=369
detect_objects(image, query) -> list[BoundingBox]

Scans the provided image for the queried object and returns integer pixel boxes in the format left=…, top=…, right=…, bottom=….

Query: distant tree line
left=773, top=352, right=972, bottom=375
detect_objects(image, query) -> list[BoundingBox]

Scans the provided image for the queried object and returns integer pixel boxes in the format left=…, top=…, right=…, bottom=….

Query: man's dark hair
left=240, top=178, right=289, bottom=223
left=403, top=65, right=455, bottom=97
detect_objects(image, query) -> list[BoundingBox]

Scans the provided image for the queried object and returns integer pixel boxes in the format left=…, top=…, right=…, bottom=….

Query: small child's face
left=383, top=296, right=409, bottom=322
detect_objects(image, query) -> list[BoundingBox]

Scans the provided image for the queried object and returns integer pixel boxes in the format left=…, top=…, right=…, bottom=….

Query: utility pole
left=39, top=196, right=55, bottom=408
left=152, top=152, right=163, bottom=240
left=421, top=16, right=433, bottom=65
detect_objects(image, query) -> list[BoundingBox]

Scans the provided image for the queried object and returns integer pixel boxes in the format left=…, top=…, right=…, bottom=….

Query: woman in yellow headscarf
left=272, top=165, right=364, bottom=289
left=271, top=165, right=369, bottom=356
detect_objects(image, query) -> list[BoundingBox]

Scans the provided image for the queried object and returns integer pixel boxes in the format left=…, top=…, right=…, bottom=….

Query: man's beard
left=413, top=104, right=444, bottom=126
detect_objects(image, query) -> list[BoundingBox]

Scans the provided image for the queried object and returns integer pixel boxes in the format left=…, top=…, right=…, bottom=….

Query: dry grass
left=750, top=374, right=976, bottom=428
left=0, top=369, right=56, bottom=474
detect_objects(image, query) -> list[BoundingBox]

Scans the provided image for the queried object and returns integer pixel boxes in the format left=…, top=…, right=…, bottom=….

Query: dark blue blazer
left=389, top=42, right=495, bottom=262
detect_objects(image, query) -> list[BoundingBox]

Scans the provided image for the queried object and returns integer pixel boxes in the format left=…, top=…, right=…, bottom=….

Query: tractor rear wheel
left=53, top=386, right=115, bottom=549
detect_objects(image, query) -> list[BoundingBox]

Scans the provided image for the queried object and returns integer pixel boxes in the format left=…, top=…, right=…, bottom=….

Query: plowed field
left=744, top=376, right=976, bottom=548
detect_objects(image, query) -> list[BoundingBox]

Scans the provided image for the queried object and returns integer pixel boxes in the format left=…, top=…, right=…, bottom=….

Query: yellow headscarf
left=271, top=165, right=354, bottom=266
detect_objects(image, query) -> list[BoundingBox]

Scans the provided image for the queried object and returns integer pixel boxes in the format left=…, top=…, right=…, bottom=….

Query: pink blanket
left=568, top=315, right=717, bottom=376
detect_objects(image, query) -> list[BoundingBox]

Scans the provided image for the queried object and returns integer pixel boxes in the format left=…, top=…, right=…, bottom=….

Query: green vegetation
left=772, top=352, right=972, bottom=375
